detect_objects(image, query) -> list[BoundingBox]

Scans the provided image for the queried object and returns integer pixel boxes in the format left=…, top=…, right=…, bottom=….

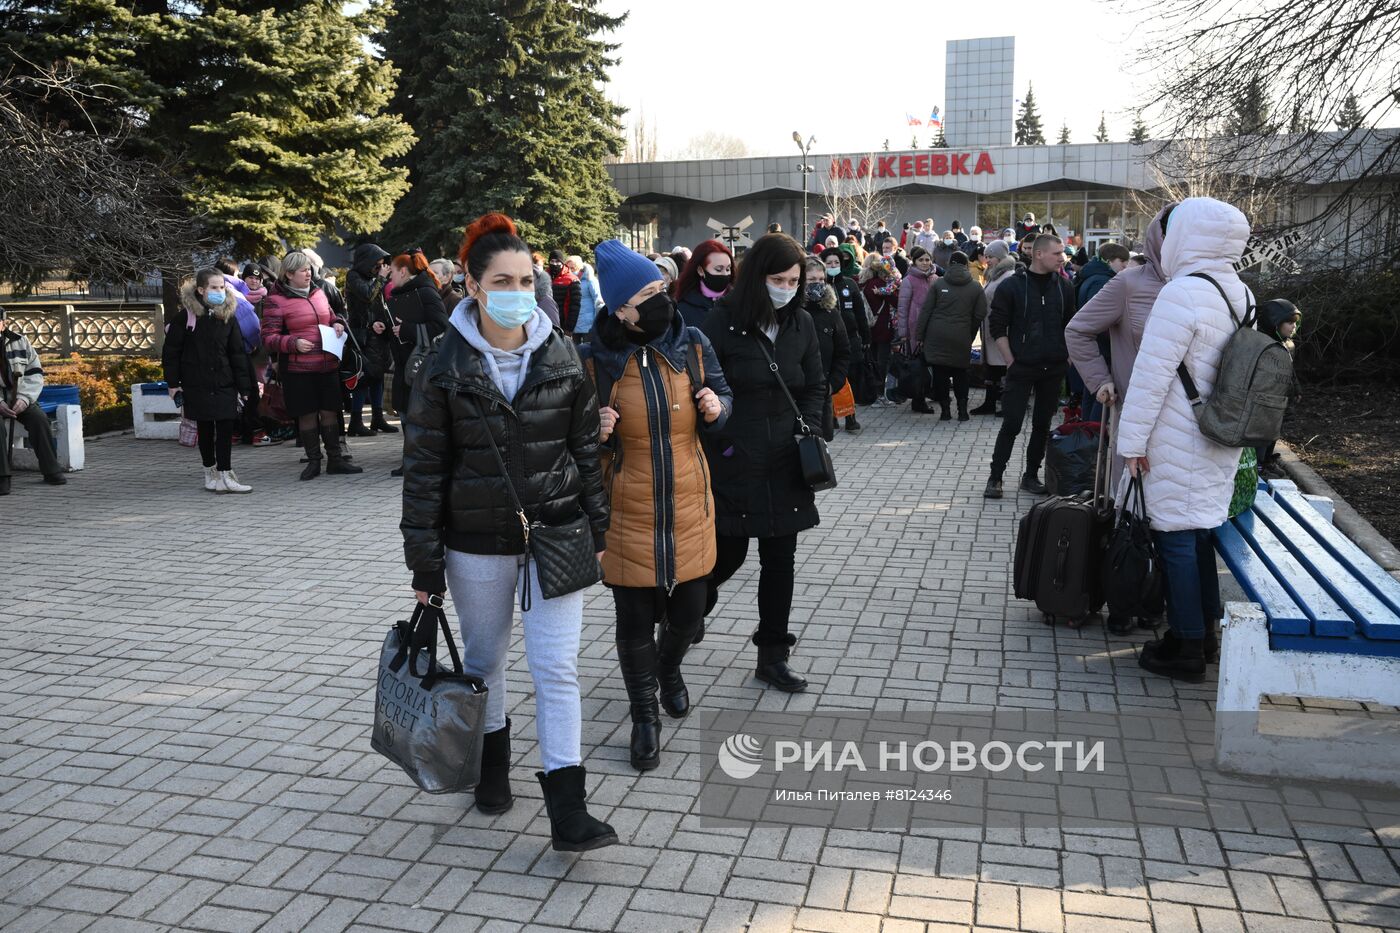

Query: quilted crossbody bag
left=472, top=397, right=600, bottom=609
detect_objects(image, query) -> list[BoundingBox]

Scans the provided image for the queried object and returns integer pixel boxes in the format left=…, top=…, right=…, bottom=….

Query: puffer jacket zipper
left=638, top=346, right=678, bottom=592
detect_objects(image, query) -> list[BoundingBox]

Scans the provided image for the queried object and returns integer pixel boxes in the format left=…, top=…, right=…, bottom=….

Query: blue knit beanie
left=595, top=239, right=662, bottom=312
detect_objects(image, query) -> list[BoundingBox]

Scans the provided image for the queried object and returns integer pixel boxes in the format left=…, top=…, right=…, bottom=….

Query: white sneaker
left=216, top=470, right=253, bottom=494
left=203, top=465, right=218, bottom=491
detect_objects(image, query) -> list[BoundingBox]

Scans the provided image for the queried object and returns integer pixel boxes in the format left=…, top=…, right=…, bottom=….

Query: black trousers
left=1, top=405, right=61, bottom=477
left=929, top=365, right=970, bottom=409
left=613, top=579, right=708, bottom=641
left=712, top=533, right=798, bottom=640
left=197, top=418, right=238, bottom=470
left=239, top=387, right=262, bottom=443
left=991, top=362, right=1066, bottom=481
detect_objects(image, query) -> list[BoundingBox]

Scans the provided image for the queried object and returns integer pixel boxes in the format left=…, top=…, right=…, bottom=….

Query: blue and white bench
left=1213, top=480, right=1400, bottom=786
left=132, top=381, right=182, bottom=440
left=11, top=384, right=84, bottom=472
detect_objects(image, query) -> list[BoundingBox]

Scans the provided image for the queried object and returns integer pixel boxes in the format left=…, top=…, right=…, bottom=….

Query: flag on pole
left=906, top=113, right=923, bottom=126
left=927, top=107, right=943, bottom=129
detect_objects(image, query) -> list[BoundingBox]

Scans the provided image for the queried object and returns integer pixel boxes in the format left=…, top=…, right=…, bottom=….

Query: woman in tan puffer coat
left=583, top=241, right=733, bottom=773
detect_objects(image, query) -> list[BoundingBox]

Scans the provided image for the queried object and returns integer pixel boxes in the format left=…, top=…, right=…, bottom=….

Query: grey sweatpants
left=444, top=550, right=584, bottom=773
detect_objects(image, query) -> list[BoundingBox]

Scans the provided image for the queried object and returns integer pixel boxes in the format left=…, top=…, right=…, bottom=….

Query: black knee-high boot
left=615, top=637, right=661, bottom=770
left=298, top=429, right=322, bottom=480
left=322, top=424, right=363, bottom=474
left=656, top=621, right=695, bottom=718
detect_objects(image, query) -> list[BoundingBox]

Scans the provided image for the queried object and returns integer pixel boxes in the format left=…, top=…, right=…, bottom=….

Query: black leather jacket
left=400, top=322, right=609, bottom=593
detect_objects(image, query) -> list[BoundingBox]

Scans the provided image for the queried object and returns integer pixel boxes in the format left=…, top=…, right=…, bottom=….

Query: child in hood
left=1256, top=298, right=1302, bottom=475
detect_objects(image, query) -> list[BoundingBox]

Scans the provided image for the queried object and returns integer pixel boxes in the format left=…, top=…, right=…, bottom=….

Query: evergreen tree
left=2, top=0, right=414, bottom=258
left=1227, top=78, right=1272, bottom=135
left=1095, top=112, right=1109, bottom=143
left=1129, top=113, right=1149, bottom=144
left=1057, top=123, right=1071, bottom=144
left=1337, top=93, right=1363, bottom=130
left=930, top=125, right=947, bottom=148
left=1014, top=83, right=1046, bottom=145
left=380, top=0, right=625, bottom=256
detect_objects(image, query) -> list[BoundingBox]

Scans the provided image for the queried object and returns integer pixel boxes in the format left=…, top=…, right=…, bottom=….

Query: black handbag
left=754, top=337, right=838, bottom=492
left=404, top=324, right=439, bottom=385
left=1102, top=476, right=1165, bottom=618
left=472, top=398, right=601, bottom=609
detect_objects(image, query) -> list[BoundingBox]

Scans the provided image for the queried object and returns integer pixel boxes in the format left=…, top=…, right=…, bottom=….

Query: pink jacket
left=1065, top=204, right=1171, bottom=398
left=896, top=265, right=936, bottom=343
left=260, top=283, right=345, bottom=374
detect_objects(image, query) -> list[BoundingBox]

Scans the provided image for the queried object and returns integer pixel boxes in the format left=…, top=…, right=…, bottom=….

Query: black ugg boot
left=322, top=425, right=363, bottom=475
left=347, top=414, right=373, bottom=437
left=939, top=403, right=952, bottom=421
left=474, top=719, right=513, bottom=814
left=656, top=622, right=695, bottom=719
left=1138, top=630, right=1206, bottom=683
left=971, top=383, right=1001, bottom=416
left=536, top=765, right=618, bottom=852
left=844, top=415, right=862, bottom=434
left=370, top=408, right=398, bottom=433
left=616, top=637, right=661, bottom=770
left=298, top=429, right=322, bottom=480
left=753, top=631, right=807, bottom=692
left=957, top=398, right=970, bottom=421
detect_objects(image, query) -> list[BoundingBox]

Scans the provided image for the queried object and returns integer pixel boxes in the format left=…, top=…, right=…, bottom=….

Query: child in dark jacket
left=1256, top=298, right=1302, bottom=475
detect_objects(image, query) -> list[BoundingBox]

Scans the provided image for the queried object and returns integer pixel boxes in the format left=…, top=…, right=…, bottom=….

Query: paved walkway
left=4, top=405, right=1399, bottom=932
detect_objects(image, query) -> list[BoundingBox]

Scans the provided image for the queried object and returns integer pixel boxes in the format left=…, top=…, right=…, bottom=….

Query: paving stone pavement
left=4, top=399, right=1400, bottom=933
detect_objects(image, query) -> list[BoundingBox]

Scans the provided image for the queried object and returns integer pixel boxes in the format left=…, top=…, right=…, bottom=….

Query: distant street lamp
left=793, top=131, right=816, bottom=244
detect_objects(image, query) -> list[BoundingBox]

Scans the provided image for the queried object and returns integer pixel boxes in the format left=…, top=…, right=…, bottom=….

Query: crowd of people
left=2, top=193, right=1297, bottom=852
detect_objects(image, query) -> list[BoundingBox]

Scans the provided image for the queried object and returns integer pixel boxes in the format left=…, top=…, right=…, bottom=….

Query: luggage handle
left=1091, top=399, right=1114, bottom=511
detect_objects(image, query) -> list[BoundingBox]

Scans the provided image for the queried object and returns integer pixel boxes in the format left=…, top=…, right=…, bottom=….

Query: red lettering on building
left=825, top=152, right=996, bottom=178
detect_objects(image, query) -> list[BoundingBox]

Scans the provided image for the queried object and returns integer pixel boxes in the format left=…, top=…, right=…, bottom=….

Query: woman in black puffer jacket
left=802, top=254, right=851, bottom=440
left=401, top=212, right=616, bottom=854
left=386, top=252, right=450, bottom=475
left=700, top=233, right=827, bottom=694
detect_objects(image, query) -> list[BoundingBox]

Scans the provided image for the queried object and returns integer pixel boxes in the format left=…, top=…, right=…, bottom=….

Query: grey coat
left=916, top=263, right=988, bottom=368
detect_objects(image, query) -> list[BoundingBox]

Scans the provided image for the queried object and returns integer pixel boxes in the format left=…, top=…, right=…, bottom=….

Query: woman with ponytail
left=385, top=250, right=450, bottom=475
left=400, top=213, right=616, bottom=852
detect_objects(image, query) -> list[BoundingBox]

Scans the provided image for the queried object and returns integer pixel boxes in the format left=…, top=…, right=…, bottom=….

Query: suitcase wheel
left=1065, top=612, right=1102, bottom=631
left=1041, top=614, right=1056, bottom=626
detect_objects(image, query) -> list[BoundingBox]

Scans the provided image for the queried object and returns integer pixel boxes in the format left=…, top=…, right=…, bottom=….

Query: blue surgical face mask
left=480, top=289, right=535, bottom=328
left=452, top=273, right=465, bottom=284
left=766, top=283, right=798, bottom=308
left=824, top=266, right=840, bottom=278
left=204, top=289, right=226, bottom=306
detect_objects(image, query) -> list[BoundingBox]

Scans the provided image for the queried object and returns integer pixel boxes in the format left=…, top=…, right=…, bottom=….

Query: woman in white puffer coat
left=1116, top=197, right=1250, bottom=683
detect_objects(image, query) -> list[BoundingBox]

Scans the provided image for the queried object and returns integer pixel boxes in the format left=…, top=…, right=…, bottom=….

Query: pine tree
left=2, top=0, right=415, bottom=258
left=1129, top=113, right=1149, bottom=144
left=380, top=0, right=625, bottom=256
left=1057, top=123, right=1070, bottom=144
left=1014, top=83, right=1046, bottom=145
left=1227, top=78, right=1272, bottom=136
left=1095, top=112, right=1109, bottom=143
left=1338, top=93, right=1364, bottom=130
left=929, top=125, right=947, bottom=148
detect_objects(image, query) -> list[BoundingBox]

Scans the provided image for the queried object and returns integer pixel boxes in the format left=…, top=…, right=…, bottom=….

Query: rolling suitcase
left=1012, top=402, right=1115, bottom=627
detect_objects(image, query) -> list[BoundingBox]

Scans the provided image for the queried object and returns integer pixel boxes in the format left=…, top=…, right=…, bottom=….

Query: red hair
left=392, top=249, right=440, bottom=288
left=458, top=212, right=529, bottom=281
left=673, top=239, right=735, bottom=299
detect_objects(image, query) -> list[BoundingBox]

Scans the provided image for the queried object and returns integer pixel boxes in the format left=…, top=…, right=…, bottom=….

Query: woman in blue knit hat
left=584, top=240, right=733, bottom=771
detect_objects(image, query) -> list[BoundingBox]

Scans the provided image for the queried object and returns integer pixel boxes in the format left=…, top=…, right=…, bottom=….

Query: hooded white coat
left=1116, top=197, right=1250, bottom=532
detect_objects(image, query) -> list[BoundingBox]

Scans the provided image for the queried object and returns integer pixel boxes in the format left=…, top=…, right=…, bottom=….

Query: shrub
left=42, top=353, right=164, bottom=435
left=1253, top=269, right=1400, bottom=386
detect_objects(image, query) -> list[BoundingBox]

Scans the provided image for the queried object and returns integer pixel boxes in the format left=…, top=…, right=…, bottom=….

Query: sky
left=598, top=0, right=1157, bottom=161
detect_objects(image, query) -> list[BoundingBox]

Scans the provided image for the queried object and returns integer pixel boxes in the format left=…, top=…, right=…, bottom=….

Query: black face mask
left=548, top=262, right=563, bottom=276
left=700, top=270, right=730, bottom=292
left=635, top=292, right=674, bottom=340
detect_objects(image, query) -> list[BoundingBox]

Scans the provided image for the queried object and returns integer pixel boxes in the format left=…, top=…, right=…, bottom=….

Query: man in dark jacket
left=983, top=234, right=1077, bottom=499
left=809, top=214, right=847, bottom=251
left=345, top=243, right=393, bottom=435
left=803, top=258, right=852, bottom=439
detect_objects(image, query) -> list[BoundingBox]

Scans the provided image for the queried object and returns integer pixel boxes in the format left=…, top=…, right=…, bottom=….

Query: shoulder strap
left=754, top=336, right=812, bottom=436
left=591, top=355, right=615, bottom=410
left=469, top=395, right=537, bottom=611
left=683, top=329, right=703, bottom=395
left=1187, top=272, right=1250, bottom=329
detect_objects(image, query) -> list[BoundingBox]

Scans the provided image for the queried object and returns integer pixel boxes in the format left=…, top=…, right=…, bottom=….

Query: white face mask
left=943, top=239, right=955, bottom=247
left=766, top=283, right=798, bottom=308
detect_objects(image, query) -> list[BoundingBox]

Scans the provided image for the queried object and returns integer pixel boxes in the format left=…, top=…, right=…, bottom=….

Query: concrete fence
left=4, top=302, right=166, bottom=356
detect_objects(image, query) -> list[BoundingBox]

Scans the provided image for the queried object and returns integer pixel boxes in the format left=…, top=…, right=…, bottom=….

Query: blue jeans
left=1151, top=528, right=1222, bottom=639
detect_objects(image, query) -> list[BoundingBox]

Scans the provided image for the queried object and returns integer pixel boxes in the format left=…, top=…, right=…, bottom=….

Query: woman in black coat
left=387, top=253, right=450, bottom=476
left=700, top=233, right=827, bottom=692
left=802, top=255, right=851, bottom=440
left=162, top=269, right=254, bottom=493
